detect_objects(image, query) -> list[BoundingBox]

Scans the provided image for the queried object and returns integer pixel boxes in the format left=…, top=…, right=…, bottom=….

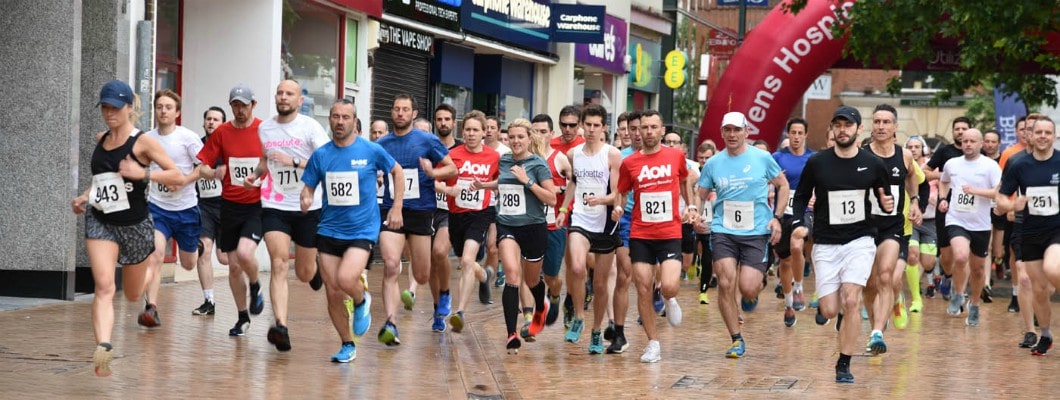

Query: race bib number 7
left=389, top=168, right=420, bottom=200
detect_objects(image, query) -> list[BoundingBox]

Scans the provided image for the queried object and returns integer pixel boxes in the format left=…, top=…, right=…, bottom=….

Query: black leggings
left=697, top=233, right=713, bottom=293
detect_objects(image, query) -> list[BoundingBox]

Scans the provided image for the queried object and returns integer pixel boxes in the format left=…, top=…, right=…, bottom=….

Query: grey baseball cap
left=229, top=84, right=254, bottom=104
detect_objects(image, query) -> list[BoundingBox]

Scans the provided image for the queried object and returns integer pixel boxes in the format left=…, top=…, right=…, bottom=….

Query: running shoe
left=506, top=333, right=521, bottom=354
left=607, top=332, right=629, bottom=354
left=589, top=330, right=605, bottom=354
left=740, top=295, right=759, bottom=312
left=249, top=287, right=265, bottom=315
left=565, top=318, right=584, bottom=343
left=640, top=340, right=661, bottom=363
left=1032, top=336, right=1053, bottom=356
left=792, top=291, right=806, bottom=311
left=666, top=298, right=683, bottom=327
left=431, top=315, right=446, bottom=333
left=520, top=322, right=536, bottom=342
left=774, top=283, right=783, bottom=299
left=725, top=339, right=746, bottom=358
left=545, top=295, right=560, bottom=326
left=965, top=304, right=980, bottom=326
left=940, top=276, right=952, bottom=300
left=450, top=311, right=465, bottom=333
left=698, top=291, right=710, bottom=305
left=401, top=290, right=416, bottom=311
left=495, top=268, right=506, bottom=287
left=603, top=320, right=615, bottom=341
left=835, top=364, right=854, bottom=383
left=360, top=271, right=369, bottom=291
left=809, top=293, right=820, bottom=309
left=652, top=288, right=664, bottom=314
left=438, top=291, right=452, bottom=317
left=93, top=343, right=113, bottom=377
left=680, top=270, right=688, bottom=281
left=138, top=304, right=161, bottom=328
left=868, top=331, right=887, bottom=355
left=378, top=321, right=400, bottom=346
left=1008, top=295, right=1020, bottom=313
left=1020, top=332, right=1038, bottom=348
left=908, top=298, right=923, bottom=313
left=344, top=297, right=354, bottom=316
left=529, top=297, right=549, bottom=336
left=192, top=299, right=215, bottom=316
left=352, top=293, right=372, bottom=337
left=947, top=293, right=964, bottom=316
left=892, top=299, right=909, bottom=330
left=585, top=276, right=594, bottom=310
left=981, top=287, right=993, bottom=304
left=331, top=342, right=356, bottom=363
left=479, top=268, right=494, bottom=305
left=229, top=318, right=250, bottom=336
left=267, top=325, right=292, bottom=352
left=563, top=294, right=574, bottom=329
left=784, top=307, right=797, bottom=327
left=309, top=268, right=323, bottom=291
left=815, top=308, right=829, bottom=326
left=924, top=283, right=936, bottom=299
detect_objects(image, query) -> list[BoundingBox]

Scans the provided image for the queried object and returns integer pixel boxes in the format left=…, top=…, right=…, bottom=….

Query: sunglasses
left=560, top=122, right=579, bottom=128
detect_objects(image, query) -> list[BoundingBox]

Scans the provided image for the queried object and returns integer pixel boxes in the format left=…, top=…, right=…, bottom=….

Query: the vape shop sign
left=462, top=0, right=552, bottom=52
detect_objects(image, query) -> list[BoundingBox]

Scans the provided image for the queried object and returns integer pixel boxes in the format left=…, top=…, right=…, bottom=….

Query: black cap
left=832, top=106, right=861, bottom=125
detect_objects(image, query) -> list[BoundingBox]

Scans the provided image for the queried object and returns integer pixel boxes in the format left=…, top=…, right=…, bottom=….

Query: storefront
left=574, top=14, right=628, bottom=123
left=627, top=34, right=660, bottom=111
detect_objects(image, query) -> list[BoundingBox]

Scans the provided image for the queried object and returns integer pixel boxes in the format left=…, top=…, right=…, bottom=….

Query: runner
left=531, top=113, right=572, bottom=329
left=440, top=110, right=499, bottom=332
left=299, top=98, right=401, bottom=363
left=484, top=115, right=510, bottom=291
left=924, top=117, right=974, bottom=301
left=903, top=135, right=934, bottom=313
left=429, top=104, right=472, bottom=312
left=983, top=128, right=1003, bottom=302
left=72, top=80, right=185, bottom=377
left=697, top=111, right=787, bottom=356
left=773, top=117, right=815, bottom=326
left=478, top=118, right=558, bottom=353
left=193, top=106, right=230, bottom=316
left=793, top=106, right=894, bottom=383
left=1000, top=114, right=1042, bottom=347
left=243, top=80, right=330, bottom=351
left=617, top=110, right=697, bottom=363
left=556, top=104, right=622, bottom=353
left=996, top=116, right=1060, bottom=356
left=370, top=120, right=388, bottom=142
left=140, top=90, right=205, bottom=328
left=937, top=128, right=1001, bottom=326
left=610, top=110, right=642, bottom=354
left=196, top=83, right=267, bottom=337
left=376, top=94, right=456, bottom=343
left=693, top=141, right=718, bottom=305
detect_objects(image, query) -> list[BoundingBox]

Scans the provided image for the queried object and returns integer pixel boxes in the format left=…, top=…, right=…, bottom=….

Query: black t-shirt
left=792, top=148, right=892, bottom=245
left=998, top=150, right=1060, bottom=234
left=927, top=144, right=963, bottom=171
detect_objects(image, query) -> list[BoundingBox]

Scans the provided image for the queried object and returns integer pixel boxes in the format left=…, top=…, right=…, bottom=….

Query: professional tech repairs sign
left=462, top=0, right=552, bottom=52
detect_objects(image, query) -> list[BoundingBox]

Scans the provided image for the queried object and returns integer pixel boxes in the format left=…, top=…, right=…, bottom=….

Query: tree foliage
left=786, top=0, right=1060, bottom=107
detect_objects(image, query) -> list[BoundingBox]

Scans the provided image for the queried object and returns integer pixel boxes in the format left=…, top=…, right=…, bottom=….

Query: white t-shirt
left=258, top=114, right=330, bottom=211
left=148, top=126, right=203, bottom=211
left=493, top=142, right=512, bottom=155
left=941, top=155, right=1002, bottom=231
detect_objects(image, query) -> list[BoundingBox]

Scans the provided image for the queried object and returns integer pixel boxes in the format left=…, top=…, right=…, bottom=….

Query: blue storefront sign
left=550, top=4, right=605, bottom=43
left=462, top=0, right=552, bottom=52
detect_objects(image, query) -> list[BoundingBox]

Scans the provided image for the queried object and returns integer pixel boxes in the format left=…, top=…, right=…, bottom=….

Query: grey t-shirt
left=496, top=153, right=553, bottom=226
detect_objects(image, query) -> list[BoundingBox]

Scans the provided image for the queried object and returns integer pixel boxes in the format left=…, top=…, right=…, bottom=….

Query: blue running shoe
left=652, top=288, right=664, bottom=314
left=741, top=296, right=759, bottom=312
left=331, top=342, right=356, bottom=363
left=432, top=315, right=446, bottom=332
left=868, top=331, right=887, bottom=355
left=940, top=276, right=952, bottom=300
left=495, top=268, right=506, bottom=287
left=947, top=293, right=964, bottom=316
left=378, top=321, right=400, bottom=346
left=352, top=293, right=372, bottom=337
left=437, top=291, right=452, bottom=317
left=588, top=330, right=605, bottom=354
left=725, top=339, right=746, bottom=358
left=565, top=318, right=584, bottom=343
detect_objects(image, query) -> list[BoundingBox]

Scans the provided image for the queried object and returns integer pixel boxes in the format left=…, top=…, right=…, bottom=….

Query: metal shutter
left=371, top=44, right=430, bottom=127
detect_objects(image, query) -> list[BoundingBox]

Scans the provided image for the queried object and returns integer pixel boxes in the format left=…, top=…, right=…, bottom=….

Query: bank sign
left=462, top=0, right=552, bottom=52
left=574, top=15, right=627, bottom=74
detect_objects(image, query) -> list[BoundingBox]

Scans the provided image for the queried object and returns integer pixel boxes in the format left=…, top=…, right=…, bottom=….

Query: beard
left=437, top=126, right=452, bottom=137
left=276, top=104, right=296, bottom=117
left=835, top=134, right=858, bottom=148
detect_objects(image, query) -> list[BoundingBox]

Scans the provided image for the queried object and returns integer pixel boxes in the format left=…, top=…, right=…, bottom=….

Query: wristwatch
left=524, top=180, right=534, bottom=189
left=293, top=157, right=302, bottom=168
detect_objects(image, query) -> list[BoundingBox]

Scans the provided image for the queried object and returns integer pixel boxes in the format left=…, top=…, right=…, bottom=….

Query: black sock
left=531, top=281, right=546, bottom=311
left=503, top=284, right=520, bottom=335
left=837, top=353, right=852, bottom=367
left=343, top=341, right=354, bottom=346
left=441, top=289, right=450, bottom=296
left=731, top=333, right=743, bottom=342
left=250, top=281, right=261, bottom=295
left=522, top=306, right=534, bottom=315
left=355, top=297, right=365, bottom=307
left=238, top=310, right=250, bottom=321
left=615, top=325, right=625, bottom=336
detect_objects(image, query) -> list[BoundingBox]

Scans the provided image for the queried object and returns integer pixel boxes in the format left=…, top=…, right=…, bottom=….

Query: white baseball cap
left=721, top=112, right=747, bottom=128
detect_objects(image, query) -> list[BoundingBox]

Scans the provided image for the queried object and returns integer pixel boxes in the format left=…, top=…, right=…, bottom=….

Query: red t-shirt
left=196, top=118, right=264, bottom=204
left=617, top=147, right=689, bottom=240
left=445, top=145, right=500, bottom=213
left=550, top=135, right=585, bottom=157
left=545, top=149, right=567, bottom=230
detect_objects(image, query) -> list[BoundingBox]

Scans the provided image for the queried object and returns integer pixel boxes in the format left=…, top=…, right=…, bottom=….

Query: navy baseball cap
left=97, top=80, right=134, bottom=108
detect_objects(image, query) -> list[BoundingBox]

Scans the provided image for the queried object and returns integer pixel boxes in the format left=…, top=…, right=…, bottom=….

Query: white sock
left=1013, top=285, right=1019, bottom=296
left=794, top=281, right=803, bottom=293
left=204, top=289, right=214, bottom=302
left=784, top=292, right=794, bottom=308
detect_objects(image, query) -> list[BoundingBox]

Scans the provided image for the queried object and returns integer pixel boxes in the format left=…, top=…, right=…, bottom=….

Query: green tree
left=672, top=15, right=704, bottom=145
left=787, top=0, right=1060, bottom=107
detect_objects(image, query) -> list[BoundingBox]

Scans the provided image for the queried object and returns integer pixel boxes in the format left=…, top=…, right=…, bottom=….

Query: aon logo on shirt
left=459, top=161, right=491, bottom=176
left=637, top=165, right=671, bottom=181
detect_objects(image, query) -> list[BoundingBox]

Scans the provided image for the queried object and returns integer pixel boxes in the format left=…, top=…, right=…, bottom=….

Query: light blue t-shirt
left=302, top=138, right=396, bottom=241
left=698, top=146, right=782, bottom=235
left=621, top=146, right=636, bottom=212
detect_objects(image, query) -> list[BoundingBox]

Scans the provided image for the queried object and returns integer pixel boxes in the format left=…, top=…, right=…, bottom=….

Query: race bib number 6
left=722, top=200, right=754, bottom=231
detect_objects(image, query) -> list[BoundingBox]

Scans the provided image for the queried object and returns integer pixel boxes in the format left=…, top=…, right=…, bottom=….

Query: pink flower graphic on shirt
left=260, top=174, right=285, bottom=202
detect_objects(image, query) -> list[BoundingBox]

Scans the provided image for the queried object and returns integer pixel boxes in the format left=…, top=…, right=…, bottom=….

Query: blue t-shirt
left=772, top=148, right=814, bottom=215
left=698, top=146, right=783, bottom=235
left=621, top=146, right=636, bottom=213
left=377, top=128, right=449, bottom=211
left=302, top=138, right=396, bottom=241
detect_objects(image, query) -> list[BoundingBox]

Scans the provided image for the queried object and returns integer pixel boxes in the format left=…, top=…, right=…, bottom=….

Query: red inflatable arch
left=697, top=0, right=855, bottom=148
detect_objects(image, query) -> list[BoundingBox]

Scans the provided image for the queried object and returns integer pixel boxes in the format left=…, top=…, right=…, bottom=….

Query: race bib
left=952, top=191, right=977, bottom=213
left=639, top=191, right=673, bottom=223
left=455, top=179, right=485, bottom=210
left=435, top=191, right=448, bottom=210
left=272, top=165, right=303, bottom=193
left=784, top=192, right=795, bottom=215
left=326, top=171, right=360, bottom=206
left=1026, top=186, right=1060, bottom=216
left=545, top=205, right=557, bottom=225
left=389, top=168, right=420, bottom=200
left=498, top=184, right=526, bottom=215
left=90, top=172, right=130, bottom=214
left=574, top=183, right=606, bottom=217
left=828, top=189, right=865, bottom=225
left=197, top=177, right=221, bottom=198
left=702, top=200, right=713, bottom=223
left=151, top=181, right=180, bottom=201
left=722, top=200, right=754, bottom=231
left=870, top=184, right=899, bottom=216
left=228, top=157, right=259, bottom=187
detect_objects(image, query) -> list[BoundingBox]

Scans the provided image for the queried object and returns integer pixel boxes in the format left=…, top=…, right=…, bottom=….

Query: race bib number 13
left=828, top=189, right=865, bottom=225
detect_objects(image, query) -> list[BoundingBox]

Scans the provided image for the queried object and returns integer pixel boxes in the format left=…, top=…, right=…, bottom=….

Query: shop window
left=156, top=0, right=181, bottom=94
left=283, top=0, right=341, bottom=127
left=502, top=95, right=530, bottom=125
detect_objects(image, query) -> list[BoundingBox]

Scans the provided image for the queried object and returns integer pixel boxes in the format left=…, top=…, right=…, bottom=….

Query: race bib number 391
left=228, top=157, right=259, bottom=187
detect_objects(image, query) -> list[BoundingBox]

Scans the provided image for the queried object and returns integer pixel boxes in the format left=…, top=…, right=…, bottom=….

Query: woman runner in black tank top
left=89, top=130, right=150, bottom=225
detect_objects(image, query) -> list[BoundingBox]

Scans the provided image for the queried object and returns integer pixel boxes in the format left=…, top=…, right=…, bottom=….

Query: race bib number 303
left=197, top=177, right=221, bottom=198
